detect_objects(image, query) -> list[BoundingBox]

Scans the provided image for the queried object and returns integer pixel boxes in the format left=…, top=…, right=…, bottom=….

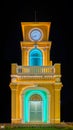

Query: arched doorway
left=22, top=89, right=49, bottom=123
left=29, top=48, right=43, bottom=66
left=29, top=94, right=42, bottom=122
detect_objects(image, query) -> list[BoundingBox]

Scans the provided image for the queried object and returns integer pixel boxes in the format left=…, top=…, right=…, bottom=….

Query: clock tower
left=9, top=22, right=63, bottom=124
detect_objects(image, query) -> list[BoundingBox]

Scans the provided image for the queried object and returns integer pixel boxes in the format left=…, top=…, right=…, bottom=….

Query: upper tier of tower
left=21, top=22, right=51, bottom=41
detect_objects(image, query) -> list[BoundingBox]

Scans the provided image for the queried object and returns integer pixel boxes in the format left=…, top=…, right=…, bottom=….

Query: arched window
left=29, top=48, right=43, bottom=66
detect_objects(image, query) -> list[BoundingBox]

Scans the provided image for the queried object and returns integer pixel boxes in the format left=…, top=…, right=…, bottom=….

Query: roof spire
left=35, top=10, right=37, bottom=22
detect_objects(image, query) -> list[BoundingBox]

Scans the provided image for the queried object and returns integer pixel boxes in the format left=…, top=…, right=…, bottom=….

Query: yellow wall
left=9, top=22, right=63, bottom=124
left=20, top=41, right=52, bottom=66
left=10, top=81, right=62, bottom=123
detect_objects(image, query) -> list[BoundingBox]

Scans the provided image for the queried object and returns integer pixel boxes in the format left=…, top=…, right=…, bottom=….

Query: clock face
left=29, top=28, right=43, bottom=41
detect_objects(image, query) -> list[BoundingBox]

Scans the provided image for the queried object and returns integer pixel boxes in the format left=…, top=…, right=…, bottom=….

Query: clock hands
left=29, top=28, right=43, bottom=41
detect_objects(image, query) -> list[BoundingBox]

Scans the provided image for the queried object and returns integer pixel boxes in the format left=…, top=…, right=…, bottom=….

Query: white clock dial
left=29, top=28, right=43, bottom=41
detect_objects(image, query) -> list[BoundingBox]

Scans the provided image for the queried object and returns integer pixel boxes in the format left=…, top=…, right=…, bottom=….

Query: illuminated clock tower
left=9, top=22, right=63, bottom=124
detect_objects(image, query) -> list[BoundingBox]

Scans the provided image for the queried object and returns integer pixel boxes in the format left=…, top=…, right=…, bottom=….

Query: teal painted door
left=29, top=101, right=42, bottom=122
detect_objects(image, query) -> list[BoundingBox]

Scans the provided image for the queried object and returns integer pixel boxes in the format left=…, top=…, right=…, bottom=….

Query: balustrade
left=16, top=66, right=55, bottom=76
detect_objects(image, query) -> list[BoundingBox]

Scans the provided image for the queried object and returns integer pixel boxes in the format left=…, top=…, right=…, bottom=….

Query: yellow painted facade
left=9, top=22, right=63, bottom=124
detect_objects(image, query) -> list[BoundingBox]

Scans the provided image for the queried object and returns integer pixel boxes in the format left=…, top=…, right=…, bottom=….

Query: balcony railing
left=16, top=66, right=55, bottom=76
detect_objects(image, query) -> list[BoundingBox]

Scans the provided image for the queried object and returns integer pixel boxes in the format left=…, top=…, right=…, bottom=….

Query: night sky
left=0, top=1, right=73, bottom=123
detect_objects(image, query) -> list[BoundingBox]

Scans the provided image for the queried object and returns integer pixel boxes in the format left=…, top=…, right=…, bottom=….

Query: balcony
left=16, top=66, right=55, bottom=76
left=11, top=64, right=61, bottom=82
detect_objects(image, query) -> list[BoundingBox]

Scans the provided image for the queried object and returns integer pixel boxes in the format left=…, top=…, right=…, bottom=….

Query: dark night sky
left=0, top=1, right=73, bottom=123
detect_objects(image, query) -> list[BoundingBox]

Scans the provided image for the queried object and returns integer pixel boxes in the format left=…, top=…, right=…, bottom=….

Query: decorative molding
left=51, top=118, right=60, bottom=120
left=12, top=118, right=21, bottom=120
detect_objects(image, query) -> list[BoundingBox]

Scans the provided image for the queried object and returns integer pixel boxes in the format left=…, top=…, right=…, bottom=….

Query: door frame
left=22, top=87, right=50, bottom=123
